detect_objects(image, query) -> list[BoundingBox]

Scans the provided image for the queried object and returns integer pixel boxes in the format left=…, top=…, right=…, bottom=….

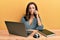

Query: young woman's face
left=29, top=4, right=36, bottom=15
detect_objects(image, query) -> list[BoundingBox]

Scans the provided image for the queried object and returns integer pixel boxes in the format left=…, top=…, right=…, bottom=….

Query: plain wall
left=0, top=0, right=60, bottom=30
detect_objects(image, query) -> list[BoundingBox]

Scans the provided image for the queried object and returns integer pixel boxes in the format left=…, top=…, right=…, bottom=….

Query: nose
left=30, top=9, right=34, bottom=11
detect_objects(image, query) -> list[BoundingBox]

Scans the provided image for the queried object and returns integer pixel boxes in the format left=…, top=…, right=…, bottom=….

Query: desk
left=0, top=30, right=60, bottom=40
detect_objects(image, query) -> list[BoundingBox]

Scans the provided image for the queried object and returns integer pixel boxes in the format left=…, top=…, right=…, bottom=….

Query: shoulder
left=21, top=17, right=25, bottom=20
left=20, top=17, right=25, bottom=23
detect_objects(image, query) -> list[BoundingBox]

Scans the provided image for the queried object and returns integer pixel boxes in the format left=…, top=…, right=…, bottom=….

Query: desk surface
left=0, top=29, right=60, bottom=40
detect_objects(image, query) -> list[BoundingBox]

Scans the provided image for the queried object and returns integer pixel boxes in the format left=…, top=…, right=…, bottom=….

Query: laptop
left=5, top=21, right=33, bottom=37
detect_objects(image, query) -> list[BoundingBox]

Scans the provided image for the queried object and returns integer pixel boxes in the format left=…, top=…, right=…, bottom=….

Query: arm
left=36, top=14, right=42, bottom=26
left=34, top=11, right=44, bottom=30
left=35, top=11, right=42, bottom=26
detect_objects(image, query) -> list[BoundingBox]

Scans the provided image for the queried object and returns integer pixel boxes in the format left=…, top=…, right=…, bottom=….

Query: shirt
left=21, top=17, right=44, bottom=30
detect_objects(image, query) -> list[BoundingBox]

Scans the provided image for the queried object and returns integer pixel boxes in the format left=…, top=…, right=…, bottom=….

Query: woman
left=21, top=2, right=44, bottom=30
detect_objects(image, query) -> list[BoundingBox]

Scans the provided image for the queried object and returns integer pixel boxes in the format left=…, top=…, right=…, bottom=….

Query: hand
left=34, top=10, right=39, bottom=16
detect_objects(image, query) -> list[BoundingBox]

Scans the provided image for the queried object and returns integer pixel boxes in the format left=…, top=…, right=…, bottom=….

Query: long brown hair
left=24, top=2, right=38, bottom=21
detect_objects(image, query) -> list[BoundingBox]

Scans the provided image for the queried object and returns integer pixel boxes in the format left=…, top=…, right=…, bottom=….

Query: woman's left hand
left=35, top=10, right=39, bottom=16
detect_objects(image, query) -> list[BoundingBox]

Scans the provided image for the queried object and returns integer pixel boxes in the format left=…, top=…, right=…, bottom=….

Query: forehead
left=29, top=4, right=35, bottom=7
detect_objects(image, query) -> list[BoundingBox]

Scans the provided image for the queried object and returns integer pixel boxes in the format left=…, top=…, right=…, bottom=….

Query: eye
left=32, top=7, right=35, bottom=9
left=29, top=7, right=31, bottom=9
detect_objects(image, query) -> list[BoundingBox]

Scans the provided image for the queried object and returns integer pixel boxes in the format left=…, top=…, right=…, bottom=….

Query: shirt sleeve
left=35, top=24, right=44, bottom=30
left=35, top=17, right=44, bottom=30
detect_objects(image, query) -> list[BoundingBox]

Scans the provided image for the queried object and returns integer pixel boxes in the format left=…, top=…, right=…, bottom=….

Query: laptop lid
left=5, top=21, right=27, bottom=37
